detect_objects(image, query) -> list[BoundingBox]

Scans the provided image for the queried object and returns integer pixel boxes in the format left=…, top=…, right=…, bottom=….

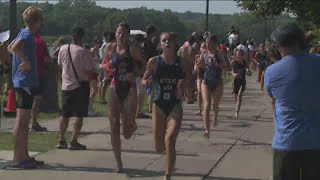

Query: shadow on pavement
left=8, top=163, right=204, bottom=178
left=84, top=148, right=199, bottom=157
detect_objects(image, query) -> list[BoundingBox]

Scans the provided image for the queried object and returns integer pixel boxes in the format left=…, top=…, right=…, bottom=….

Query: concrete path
left=0, top=75, right=274, bottom=180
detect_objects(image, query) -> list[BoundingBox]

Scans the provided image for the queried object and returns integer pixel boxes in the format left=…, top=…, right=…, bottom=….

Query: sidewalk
left=0, top=75, right=274, bottom=180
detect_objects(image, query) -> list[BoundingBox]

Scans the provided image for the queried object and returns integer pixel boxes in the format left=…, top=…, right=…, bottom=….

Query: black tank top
left=234, top=60, right=246, bottom=80
left=152, top=55, right=185, bottom=116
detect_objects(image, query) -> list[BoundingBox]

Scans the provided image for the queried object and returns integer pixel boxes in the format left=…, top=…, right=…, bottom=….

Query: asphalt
left=0, top=74, right=274, bottom=180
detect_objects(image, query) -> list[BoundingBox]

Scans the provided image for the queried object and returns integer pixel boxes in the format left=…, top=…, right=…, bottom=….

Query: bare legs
left=31, top=95, right=41, bottom=126
left=13, top=109, right=31, bottom=163
left=89, top=80, right=98, bottom=113
left=99, top=80, right=108, bottom=104
left=201, top=83, right=212, bottom=138
left=196, top=79, right=202, bottom=115
left=152, top=103, right=182, bottom=179
left=58, top=116, right=84, bottom=144
left=234, top=86, right=244, bottom=118
left=257, top=67, right=263, bottom=82
left=261, top=71, right=265, bottom=92
left=201, top=83, right=223, bottom=138
left=108, top=87, right=137, bottom=173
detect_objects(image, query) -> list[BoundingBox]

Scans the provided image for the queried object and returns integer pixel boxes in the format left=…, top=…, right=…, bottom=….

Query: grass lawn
left=0, top=132, right=72, bottom=153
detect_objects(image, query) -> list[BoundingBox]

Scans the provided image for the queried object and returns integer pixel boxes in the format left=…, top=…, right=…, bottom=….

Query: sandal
left=11, top=159, right=38, bottom=169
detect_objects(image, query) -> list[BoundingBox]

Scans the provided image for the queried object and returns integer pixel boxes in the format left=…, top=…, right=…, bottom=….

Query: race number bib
left=163, top=93, right=171, bottom=100
left=118, top=74, right=127, bottom=81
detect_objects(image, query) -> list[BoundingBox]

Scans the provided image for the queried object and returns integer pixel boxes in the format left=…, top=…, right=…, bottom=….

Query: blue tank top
left=203, top=54, right=222, bottom=90
left=153, top=56, right=184, bottom=102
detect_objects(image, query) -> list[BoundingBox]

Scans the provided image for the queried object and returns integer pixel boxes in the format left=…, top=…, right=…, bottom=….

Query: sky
left=95, top=1, right=244, bottom=14
left=17, top=0, right=245, bottom=14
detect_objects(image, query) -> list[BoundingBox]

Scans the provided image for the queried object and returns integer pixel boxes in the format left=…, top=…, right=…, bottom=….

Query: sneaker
left=69, top=141, right=86, bottom=150
left=57, top=141, right=68, bottom=149
left=11, top=159, right=38, bottom=169
left=136, top=112, right=150, bottom=118
left=30, top=123, right=47, bottom=132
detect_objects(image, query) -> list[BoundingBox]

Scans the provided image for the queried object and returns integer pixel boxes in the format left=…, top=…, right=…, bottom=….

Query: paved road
left=0, top=75, right=274, bottom=180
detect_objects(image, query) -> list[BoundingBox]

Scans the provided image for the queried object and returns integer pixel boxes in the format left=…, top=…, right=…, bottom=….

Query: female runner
left=197, top=34, right=229, bottom=138
left=230, top=49, right=252, bottom=118
left=142, top=32, right=185, bottom=180
left=106, top=22, right=143, bottom=172
left=194, top=41, right=206, bottom=115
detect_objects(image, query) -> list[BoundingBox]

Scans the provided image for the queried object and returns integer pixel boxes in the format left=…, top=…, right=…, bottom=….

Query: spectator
left=57, top=27, right=106, bottom=150
left=265, top=23, right=320, bottom=180
left=7, top=5, right=44, bottom=169
left=30, top=32, right=51, bottom=131
left=88, top=37, right=103, bottom=116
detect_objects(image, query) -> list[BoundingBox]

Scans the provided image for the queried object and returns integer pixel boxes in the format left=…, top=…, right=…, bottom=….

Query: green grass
left=223, top=73, right=233, bottom=84
left=0, top=132, right=72, bottom=152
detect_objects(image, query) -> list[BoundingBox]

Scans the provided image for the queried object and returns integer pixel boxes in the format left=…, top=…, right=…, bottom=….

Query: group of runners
left=2, top=5, right=293, bottom=180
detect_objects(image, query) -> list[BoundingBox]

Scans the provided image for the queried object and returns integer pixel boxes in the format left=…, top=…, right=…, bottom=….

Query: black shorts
left=32, top=75, right=47, bottom=96
left=15, top=88, right=34, bottom=109
left=233, top=78, right=246, bottom=94
left=273, top=149, right=320, bottom=180
left=62, top=83, right=90, bottom=118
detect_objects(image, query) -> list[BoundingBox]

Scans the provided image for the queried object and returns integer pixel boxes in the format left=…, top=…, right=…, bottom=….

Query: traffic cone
left=5, top=88, right=16, bottom=113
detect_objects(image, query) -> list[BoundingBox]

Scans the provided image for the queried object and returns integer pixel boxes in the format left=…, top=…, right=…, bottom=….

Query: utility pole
left=205, top=0, right=209, bottom=31
left=10, top=0, right=17, bottom=40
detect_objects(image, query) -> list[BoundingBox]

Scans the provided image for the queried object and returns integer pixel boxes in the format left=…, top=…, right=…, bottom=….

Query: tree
left=235, top=0, right=320, bottom=25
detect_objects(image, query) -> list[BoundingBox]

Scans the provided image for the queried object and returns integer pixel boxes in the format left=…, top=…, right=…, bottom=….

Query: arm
left=8, top=39, right=31, bottom=72
left=57, top=47, right=63, bottom=68
left=141, top=57, right=156, bottom=86
left=196, top=50, right=205, bottom=69
left=7, top=39, right=28, bottom=62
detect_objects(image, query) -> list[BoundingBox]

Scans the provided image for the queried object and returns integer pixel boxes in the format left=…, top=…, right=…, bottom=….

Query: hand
left=232, top=73, right=239, bottom=78
left=18, top=60, right=32, bottom=72
left=100, top=63, right=109, bottom=71
left=145, top=77, right=152, bottom=87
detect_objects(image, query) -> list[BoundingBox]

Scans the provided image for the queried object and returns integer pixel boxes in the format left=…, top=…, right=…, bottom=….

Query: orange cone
left=5, top=88, right=16, bottom=112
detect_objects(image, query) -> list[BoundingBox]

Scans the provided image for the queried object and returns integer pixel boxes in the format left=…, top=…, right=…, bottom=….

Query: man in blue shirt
left=265, top=23, right=320, bottom=180
left=7, top=5, right=43, bottom=169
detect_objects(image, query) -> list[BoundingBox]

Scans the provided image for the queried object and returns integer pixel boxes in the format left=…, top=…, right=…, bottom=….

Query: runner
left=88, top=37, right=103, bottom=116
left=179, top=34, right=196, bottom=104
left=105, top=22, right=142, bottom=173
left=142, top=32, right=185, bottom=180
left=196, top=34, right=229, bottom=138
left=230, top=49, right=252, bottom=118
left=30, top=33, right=51, bottom=131
left=253, top=43, right=267, bottom=83
left=99, top=31, right=116, bottom=104
left=143, top=25, right=158, bottom=114
left=194, top=41, right=206, bottom=115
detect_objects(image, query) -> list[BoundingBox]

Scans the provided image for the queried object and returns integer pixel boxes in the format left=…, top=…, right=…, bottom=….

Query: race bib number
left=163, top=93, right=171, bottom=100
left=118, top=74, right=127, bottom=81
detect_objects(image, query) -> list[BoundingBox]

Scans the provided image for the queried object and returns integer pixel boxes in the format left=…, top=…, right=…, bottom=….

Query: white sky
left=17, top=0, right=244, bottom=14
